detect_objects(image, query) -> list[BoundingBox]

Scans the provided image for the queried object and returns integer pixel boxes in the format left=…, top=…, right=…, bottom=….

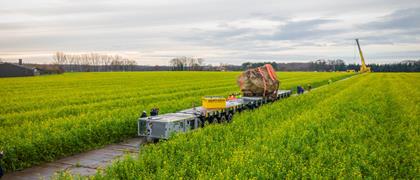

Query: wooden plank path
left=3, top=138, right=145, bottom=180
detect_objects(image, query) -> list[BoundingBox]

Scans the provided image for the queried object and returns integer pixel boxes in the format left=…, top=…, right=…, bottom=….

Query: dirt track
left=3, top=138, right=144, bottom=180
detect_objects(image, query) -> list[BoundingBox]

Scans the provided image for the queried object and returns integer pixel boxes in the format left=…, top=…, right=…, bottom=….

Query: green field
left=77, top=73, right=418, bottom=179
left=0, top=72, right=353, bottom=172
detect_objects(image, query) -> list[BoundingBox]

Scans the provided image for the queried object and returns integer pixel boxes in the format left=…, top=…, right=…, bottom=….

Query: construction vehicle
left=138, top=64, right=291, bottom=141
left=355, top=38, right=371, bottom=73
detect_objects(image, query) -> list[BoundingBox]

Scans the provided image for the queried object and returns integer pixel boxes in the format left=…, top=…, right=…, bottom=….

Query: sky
left=0, top=0, right=419, bottom=65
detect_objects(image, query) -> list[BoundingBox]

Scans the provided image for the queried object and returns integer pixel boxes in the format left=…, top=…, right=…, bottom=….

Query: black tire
left=226, top=113, right=233, bottom=123
left=199, top=118, right=205, bottom=128
left=218, top=115, right=226, bottom=123
left=208, top=117, right=216, bottom=124
left=254, top=103, right=259, bottom=109
left=237, top=108, right=242, bottom=113
left=146, top=137, right=155, bottom=143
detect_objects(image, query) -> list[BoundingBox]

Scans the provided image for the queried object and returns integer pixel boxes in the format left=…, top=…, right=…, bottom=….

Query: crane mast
left=355, top=39, right=371, bottom=73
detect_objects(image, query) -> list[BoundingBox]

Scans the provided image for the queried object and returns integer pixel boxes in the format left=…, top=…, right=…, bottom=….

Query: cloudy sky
left=0, top=0, right=419, bottom=65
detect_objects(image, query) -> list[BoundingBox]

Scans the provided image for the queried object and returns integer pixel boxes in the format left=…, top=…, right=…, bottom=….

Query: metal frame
left=138, top=90, right=292, bottom=140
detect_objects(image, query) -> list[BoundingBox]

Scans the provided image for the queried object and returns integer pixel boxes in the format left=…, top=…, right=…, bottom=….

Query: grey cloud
left=265, top=19, right=344, bottom=41
left=353, top=8, right=420, bottom=45
left=180, top=18, right=345, bottom=47
left=1, top=0, right=420, bottom=64
left=362, top=34, right=420, bottom=46
left=365, top=7, right=420, bottom=30
left=0, top=22, right=26, bottom=30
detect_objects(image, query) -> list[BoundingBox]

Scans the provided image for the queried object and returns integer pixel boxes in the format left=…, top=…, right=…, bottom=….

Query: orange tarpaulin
left=237, top=64, right=280, bottom=99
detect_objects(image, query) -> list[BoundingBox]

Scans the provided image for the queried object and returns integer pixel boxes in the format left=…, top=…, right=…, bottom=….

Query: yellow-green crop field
left=67, top=73, right=418, bottom=179
left=0, top=72, right=353, bottom=172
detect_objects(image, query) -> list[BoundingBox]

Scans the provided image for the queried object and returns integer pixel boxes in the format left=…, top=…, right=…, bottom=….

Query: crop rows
left=0, top=72, right=353, bottom=172
left=85, top=73, right=419, bottom=179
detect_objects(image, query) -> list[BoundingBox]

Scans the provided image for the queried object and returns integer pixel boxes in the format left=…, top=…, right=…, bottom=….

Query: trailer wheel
left=208, top=117, right=216, bottom=124
left=146, top=137, right=157, bottom=143
left=226, top=113, right=233, bottom=123
left=218, top=115, right=226, bottom=123
left=199, top=118, right=205, bottom=128
left=251, top=104, right=257, bottom=109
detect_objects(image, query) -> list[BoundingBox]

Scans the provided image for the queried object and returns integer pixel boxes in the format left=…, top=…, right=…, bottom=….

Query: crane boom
left=355, top=39, right=371, bottom=73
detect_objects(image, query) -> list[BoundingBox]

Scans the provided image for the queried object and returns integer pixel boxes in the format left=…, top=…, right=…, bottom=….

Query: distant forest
left=54, top=56, right=420, bottom=72
left=169, top=58, right=420, bottom=72
left=57, top=58, right=419, bottom=72
left=242, top=59, right=420, bottom=72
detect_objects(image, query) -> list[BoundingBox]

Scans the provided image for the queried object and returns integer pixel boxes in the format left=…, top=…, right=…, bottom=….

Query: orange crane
left=355, top=38, right=371, bottom=73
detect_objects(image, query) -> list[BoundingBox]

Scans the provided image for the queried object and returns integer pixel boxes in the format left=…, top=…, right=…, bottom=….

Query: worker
left=236, top=93, right=242, bottom=98
left=150, top=108, right=159, bottom=116
left=140, top=111, right=147, bottom=118
left=307, top=84, right=312, bottom=92
left=0, top=151, right=3, bottom=178
left=150, top=108, right=156, bottom=116
left=297, top=85, right=304, bottom=94
left=155, top=108, right=160, bottom=116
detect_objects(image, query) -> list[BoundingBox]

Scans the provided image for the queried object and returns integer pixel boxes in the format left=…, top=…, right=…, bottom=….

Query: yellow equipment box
left=202, top=96, right=226, bottom=109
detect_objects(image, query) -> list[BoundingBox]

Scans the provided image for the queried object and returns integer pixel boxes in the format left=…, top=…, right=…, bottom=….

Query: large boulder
left=237, top=64, right=280, bottom=99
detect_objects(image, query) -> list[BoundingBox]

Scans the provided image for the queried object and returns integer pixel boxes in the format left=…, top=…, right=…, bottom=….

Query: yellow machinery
left=355, top=39, right=371, bottom=73
left=202, top=96, right=226, bottom=109
left=346, top=69, right=355, bottom=73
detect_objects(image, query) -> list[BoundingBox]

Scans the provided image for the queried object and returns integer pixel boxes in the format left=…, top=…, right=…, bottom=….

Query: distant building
left=0, top=59, right=40, bottom=77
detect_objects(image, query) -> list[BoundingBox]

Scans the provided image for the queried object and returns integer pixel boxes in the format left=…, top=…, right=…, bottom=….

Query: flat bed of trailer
left=138, top=90, right=291, bottom=140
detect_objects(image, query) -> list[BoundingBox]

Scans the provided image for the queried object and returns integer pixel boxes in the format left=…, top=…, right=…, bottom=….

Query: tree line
left=242, top=59, right=420, bottom=72
left=347, top=60, right=419, bottom=72
left=53, top=52, right=137, bottom=72
left=169, top=56, right=205, bottom=71
left=3, top=54, right=419, bottom=72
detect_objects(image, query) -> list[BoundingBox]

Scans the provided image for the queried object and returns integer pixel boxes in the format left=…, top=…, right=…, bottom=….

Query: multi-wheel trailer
left=138, top=90, right=292, bottom=141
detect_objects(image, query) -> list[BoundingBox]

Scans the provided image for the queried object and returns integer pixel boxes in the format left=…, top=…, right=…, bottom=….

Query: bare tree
left=170, top=58, right=182, bottom=70
left=196, top=58, right=204, bottom=71
left=197, top=58, right=204, bottom=66
left=53, top=52, right=66, bottom=65
left=169, top=57, right=205, bottom=71
left=52, top=52, right=137, bottom=72
left=219, top=63, right=228, bottom=71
